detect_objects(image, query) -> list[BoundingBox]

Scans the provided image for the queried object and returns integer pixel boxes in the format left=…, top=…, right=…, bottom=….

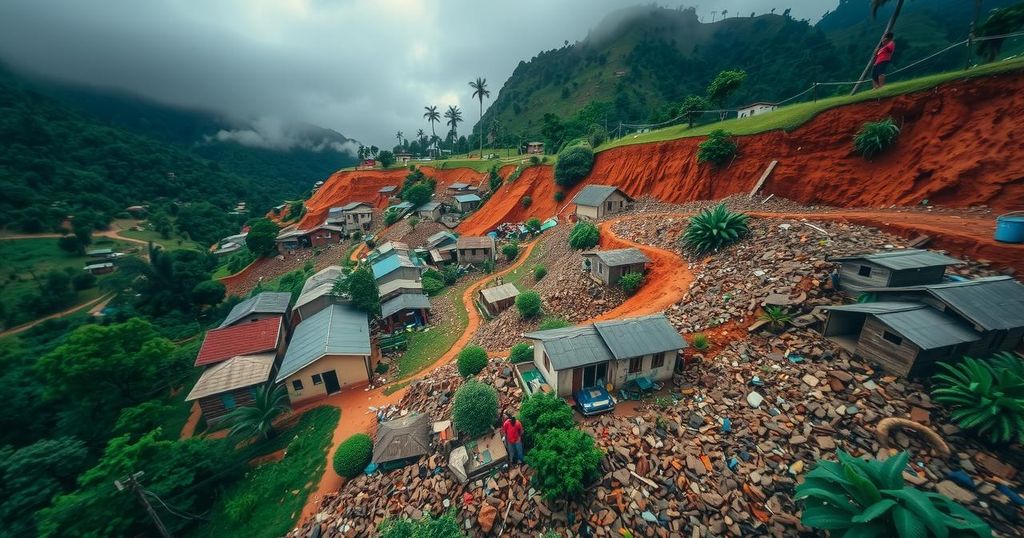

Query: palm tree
left=469, top=77, right=491, bottom=159
left=711, top=10, right=717, bottom=22
left=416, top=128, right=425, bottom=142
left=444, top=105, right=463, bottom=153
left=423, top=105, right=440, bottom=156
left=224, top=384, right=290, bottom=441
left=395, top=131, right=404, bottom=148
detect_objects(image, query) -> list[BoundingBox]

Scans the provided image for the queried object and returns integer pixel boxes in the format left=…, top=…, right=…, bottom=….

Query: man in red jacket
left=502, top=412, right=524, bottom=464
left=872, top=32, right=896, bottom=89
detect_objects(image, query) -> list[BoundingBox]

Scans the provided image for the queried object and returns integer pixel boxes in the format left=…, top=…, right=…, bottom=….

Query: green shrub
left=554, top=146, right=595, bottom=188
left=932, top=352, right=1024, bottom=444
left=691, top=333, right=710, bottom=351
left=488, top=165, right=503, bottom=191
left=520, top=195, right=532, bottom=208
left=529, top=155, right=540, bottom=165
left=452, top=380, right=498, bottom=437
left=516, top=290, right=542, bottom=319
left=384, top=210, right=401, bottom=226
left=481, top=258, right=495, bottom=273
left=374, top=361, right=389, bottom=374
left=854, top=118, right=900, bottom=158
left=526, top=427, right=603, bottom=500
left=440, top=265, right=460, bottom=285
left=422, top=268, right=443, bottom=281
left=681, top=203, right=748, bottom=256
left=568, top=221, right=599, bottom=250
left=422, top=276, right=444, bottom=296
left=518, top=392, right=575, bottom=447
left=509, top=343, right=533, bottom=363
left=333, top=433, right=373, bottom=479
left=533, top=264, right=547, bottom=281
left=538, top=318, right=570, bottom=330
left=223, top=489, right=260, bottom=523
left=378, top=511, right=465, bottom=538
left=587, top=124, right=608, bottom=147
left=759, top=306, right=793, bottom=332
left=71, top=272, right=96, bottom=291
left=618, top=272, right=644, bottom=295
left=457, top=346, right=488, bottom=377
left=696, top=129, right=737, bottom=166
left=502, top=242, right=519, bottom=262
left=525, top=218, right=542, bottom=235
left=508, top=166, right=524, bottom=183
left=554, top=191, right=566, bottom=203
left=796, top=450, right=989, bottom=537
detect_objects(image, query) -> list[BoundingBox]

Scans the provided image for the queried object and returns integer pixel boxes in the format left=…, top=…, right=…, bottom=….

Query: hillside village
left=3, top=2, right=1024, bottom=538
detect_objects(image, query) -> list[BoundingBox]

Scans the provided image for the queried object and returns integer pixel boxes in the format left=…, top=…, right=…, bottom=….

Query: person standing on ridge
left=501, top=412, right=524, bottom=465
left=872, top=32, right=896, bottom=89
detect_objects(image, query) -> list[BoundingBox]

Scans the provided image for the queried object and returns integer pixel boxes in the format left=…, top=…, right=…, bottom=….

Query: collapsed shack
left=372, top=413, right=431, bottom=471
left=448, top=429, right=508, bottom=483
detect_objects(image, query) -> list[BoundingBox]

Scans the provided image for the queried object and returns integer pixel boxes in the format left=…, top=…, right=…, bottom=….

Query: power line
left=114, top=471, right=172, bottom=538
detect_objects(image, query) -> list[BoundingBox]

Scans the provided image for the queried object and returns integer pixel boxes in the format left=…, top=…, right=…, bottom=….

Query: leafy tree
left=38, top=430, right=236, bottom=537
left=554, top=145, right=595, bottom=188
left=526, top=427, right=603, bottom=500
left=470, top=77, right=491, bottom=158
left=36, top=318, right=182, bottom=406
left=71, top=271, right=97, bottom=291
left=457, top=345, right=489, bottom=377
left=422, top=276, right=444, bottom=296
left=118, top=244, right=219, bottom=315
left=246, top=218, right=280, bottom=257
left=488, top=165, right=503, bottom=191
left=525, top=217, right=542, bottom=235
left=618, top=271, right=645, bottom=295
left=587, top=123, right=608, bottom=147
left=347, top=267, right=380, bottom=316
left=977, top=4, right=1024, bottom=62
left=113, top=400, right=177, bottom=437
left=533, top=264, right=547, bottom=281
left=224, top=384, right=291, bottom=440
left=696, top=129, right=738, bottom=166
left=452, top=380, right=498, bottom=437
left=509, top=343, right=533, bottom=363
left=0, top=437, right=89, bottom=537
left=378, top=150, right=396, bottom=168
left=176, top=202, right=239, bottom=246
left=502, top=242, right=520, bottom=262
left=334, top=433, right=373, bottom=479
left=149, top=210, right=174, bottom=239
left=57, top=234, right=84, bottom=255
left=568, top=221, right=600, bottom=250
left=705, top=70, right=747, bottom=107
left=192, top=279, right=226, bottom=306
left=516, top=290, right=542, bottom=319
left=520, top=195, right=532, bottom=208
left=402, top=183, right=434, bottom=207
left=680, top=95, right=711, bottom=127
left=408, top=216, right=420, bottom=230
left=518, top=392, right=575, bottom=447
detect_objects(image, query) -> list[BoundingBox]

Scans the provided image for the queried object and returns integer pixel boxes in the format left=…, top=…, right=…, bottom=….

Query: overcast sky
left=0, top=1, right=831, bottom=149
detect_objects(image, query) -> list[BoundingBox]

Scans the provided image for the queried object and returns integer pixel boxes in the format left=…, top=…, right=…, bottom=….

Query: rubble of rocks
left=376, top=219, right=447, bottom=250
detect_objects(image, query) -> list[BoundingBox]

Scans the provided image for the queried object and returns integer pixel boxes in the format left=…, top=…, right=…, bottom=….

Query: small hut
left=373, top=413, right=431, bottom=470
left=479, top=283, right=520, bottom=315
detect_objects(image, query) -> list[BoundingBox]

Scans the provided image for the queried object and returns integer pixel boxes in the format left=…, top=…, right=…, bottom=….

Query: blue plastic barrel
left=995, top=211, right=1024, bottom=243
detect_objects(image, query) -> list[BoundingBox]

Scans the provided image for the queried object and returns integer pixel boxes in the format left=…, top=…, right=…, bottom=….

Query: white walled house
left=738, top=102, right=777, bottom=118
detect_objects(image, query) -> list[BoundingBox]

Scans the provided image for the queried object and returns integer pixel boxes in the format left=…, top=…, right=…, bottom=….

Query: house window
left=312, top=374, right=323, bottom=385
left=628, top=356, right=643, bottom=374
left=292, top=379, right=304, bottom=391
left=858, top=265, right=872, bottom=277
left=651, top=353, right=665, bottom=369
left=882, top=331, right=903, bottom=346
left=221, top=392, right=236, bottom=410
left=582, top=363, right=608, bottom=387
left=544, top=354, right=551, bottom=372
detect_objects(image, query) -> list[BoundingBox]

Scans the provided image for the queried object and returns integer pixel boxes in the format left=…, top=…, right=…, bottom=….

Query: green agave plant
left=681, top=203, right=749, bottom=256
left=853, top=117, right=900, bottom=158
left=759, top=306, right=793, bottom=331
left=796, top=450, right=991, bottom=537
left=932, top=353, right=1024, bottom=444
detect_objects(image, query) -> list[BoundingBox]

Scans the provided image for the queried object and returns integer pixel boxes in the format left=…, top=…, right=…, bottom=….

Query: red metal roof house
left=194, top=317, right=287, bottom=367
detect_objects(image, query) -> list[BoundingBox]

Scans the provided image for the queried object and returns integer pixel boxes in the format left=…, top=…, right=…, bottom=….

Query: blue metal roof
left=276, top=304, right=370, bottom=381
left=371, top=252, right=423, bottom=279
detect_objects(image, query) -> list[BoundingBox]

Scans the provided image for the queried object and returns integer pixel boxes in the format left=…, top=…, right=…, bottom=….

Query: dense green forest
left=1, top=67, right=278, bottom=240
left=475, top=0, right=1019, bottom=150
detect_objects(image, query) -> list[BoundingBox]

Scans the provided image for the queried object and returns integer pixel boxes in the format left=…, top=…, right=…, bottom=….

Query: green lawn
left=189, top=406, right=340, bottom=538
left=599, top=57, right=1024, bottom=151
left=394, top=280, right=471, bottom=379
left=118, top=227, right=204, bottom=251
left=0, top=237, right=136, bottom=325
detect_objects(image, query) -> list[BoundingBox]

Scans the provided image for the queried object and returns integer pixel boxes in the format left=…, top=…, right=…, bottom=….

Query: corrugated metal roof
left=339, top=201, right=371, bottom=211
left=381, top=293, right=432, bottom=318
left=831, top=249, right=963, bottom=270
left=378, top=185, right=397, bottom=193
left=524, top=325, right=613, bottom=370
left=587, top=248, right=650, bottom=267
left=276, top=304, right=370, bottom=381
left=593, top=314, right=686, bottom=360
left=449, top=182, right=469, bottom=189
left=373, top=413, right=431, bottom=464
left=371, top=252, right=423, bottom=280
left=865, top=276, right=1024, bottom=331
left=818, top=302, right=926, bottom=315
left=378, top=279, right=423, bottom=297
left=417, top=201, right=441, bottom=211
left=196, top=317, right=282, bottom=367
left=571, top=185, right=631, bottom=207
left=219, top=292, right=292, bottom=328
left=875, top=308, right=981, bottom=349
left=426, top=231, right=457, bottom=249
left=480, top=283, right=519, bottom=304
left=456, top=236, right=494, bottom=250
left=293, top=266, right=346, bottom=311
left=454, top=194, right=481, bottom=203
left=185, top=354, right=275, bottom=401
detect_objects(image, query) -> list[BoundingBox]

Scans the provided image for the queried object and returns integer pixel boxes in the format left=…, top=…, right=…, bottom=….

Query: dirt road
left=0, top=293, right=113, bottom=338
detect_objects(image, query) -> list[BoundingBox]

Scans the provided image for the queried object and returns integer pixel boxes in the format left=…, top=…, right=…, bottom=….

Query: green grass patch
left=502, top=240, right=548, bottom=291
left=394, top=281, right=471, bottom=379
left=189, top=406, right=340, bottom=538
left=117, top=226, right=204, bottom=252
left=599, top=58, right=1024, bottom=151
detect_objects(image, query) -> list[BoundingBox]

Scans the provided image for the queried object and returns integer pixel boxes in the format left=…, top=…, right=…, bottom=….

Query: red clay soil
left=459, top=165, right=559, bottom=235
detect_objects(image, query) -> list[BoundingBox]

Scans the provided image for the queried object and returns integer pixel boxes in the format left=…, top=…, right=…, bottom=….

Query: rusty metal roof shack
left=373, top=413, right=431, bottom=466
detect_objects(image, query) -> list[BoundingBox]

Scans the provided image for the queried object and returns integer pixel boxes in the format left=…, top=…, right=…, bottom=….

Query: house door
left=322, top=370, right=341, bottom=394
left=582, top=363, right=608, bottom=388
left=571, top=368, right=583, bottom=393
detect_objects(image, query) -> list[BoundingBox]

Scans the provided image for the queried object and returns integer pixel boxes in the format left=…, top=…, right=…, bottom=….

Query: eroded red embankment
left=457, top=71, right=1024, bottom=235
left=297, top=167, right=491, bottom=229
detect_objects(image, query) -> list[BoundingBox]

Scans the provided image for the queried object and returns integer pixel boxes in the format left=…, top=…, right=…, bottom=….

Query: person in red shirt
left=501, top=412, right=524, bottom=464
left=872, top=32, right=896, bottom=89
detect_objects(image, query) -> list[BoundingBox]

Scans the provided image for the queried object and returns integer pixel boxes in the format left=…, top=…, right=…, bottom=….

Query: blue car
left=575, top=386, right=616, bottom=416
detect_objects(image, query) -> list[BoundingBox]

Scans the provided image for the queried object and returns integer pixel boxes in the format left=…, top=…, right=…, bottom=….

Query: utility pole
left=115, top=471, right=172, bottom=538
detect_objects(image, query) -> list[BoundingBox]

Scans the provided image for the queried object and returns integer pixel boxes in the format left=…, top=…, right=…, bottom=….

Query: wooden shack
left=830, top=249, right=963, bottom=292
left=479, top=283, right=519, bottom=315
left=583, top=248, right=650, bottom=286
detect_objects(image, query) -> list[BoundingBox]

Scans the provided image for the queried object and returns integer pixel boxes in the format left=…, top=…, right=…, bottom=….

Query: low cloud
left=209, top=116, right=358, bottom=156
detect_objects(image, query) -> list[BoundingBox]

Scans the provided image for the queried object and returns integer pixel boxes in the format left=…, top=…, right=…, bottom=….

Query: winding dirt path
left=0, top=293, right=113, bottom=338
